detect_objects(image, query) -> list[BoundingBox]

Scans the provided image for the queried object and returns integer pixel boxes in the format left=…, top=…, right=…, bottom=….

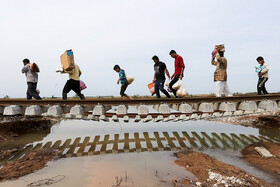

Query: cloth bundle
left=80, top=80, right=87, bottom=90
left=126, top=75, right=134, bottom=85
left=255, top=65, right=265, bottom=73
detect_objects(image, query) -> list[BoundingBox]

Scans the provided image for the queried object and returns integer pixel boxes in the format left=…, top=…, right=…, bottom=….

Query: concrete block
left=70, top=105, right=84, bottom=115
left=134, top=115, right=141, bottom=122
left=154, top=115, right=164, bottom=122
left=158, top=104, right=170, bottom=114
left=179, top=104, right=193, bottom=113
left=219, top=102, right=236, bottom=112
left=244, top=111, right=254, bottom=114
left=87, top=115, right=95, bottom=120
left=190, top=113, right=200, bottom=120
left=3, top=105, right=22, bottom=116
left=169, top=115, right=176, bottom=120
left=47, top=105, right=63, bottom=117
left=198, top=103, right=214, bottom=113
left=143, top=115, right=153, bottom=123
left=116, top=105, right=128, bottom=115
left=233, top=110, right=244, bottom=116
left=256, top=108, right=265, bottom=113
left=153, top=104, right=159, bottom=110
left=179, top=114, right=187, bottom=120
left=258, top=100, right=278, bottom=111
left=238, top=101, right=257, bottom=111
left=93, top=105, right=105, bottom=115
left=123, top=115, right=129, bottom=122
left=201, top=113, right=210, bottom=119
left=222, top=111, right=233, bottom=117
left=99, top=115, right=109, bottom=121
left=173, top=117, right=180, bottom=122
left=25, top=105, right=42, bottom=116
left=211, top=112, right=222, bottom=118
left=112, top=115, right=119, bottom=122
left=137, top=105, right=149, bottom=115
left=254, top=147, right=275, bottom=158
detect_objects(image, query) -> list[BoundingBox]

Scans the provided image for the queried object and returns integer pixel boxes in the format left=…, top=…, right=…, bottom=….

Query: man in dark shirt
left=169, top=50, right=185, bottom=97
left=152, top=55, right=171, bottom=98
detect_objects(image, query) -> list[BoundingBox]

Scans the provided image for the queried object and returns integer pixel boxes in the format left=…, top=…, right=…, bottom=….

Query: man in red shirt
left=169, top=50, right=185, bottom=97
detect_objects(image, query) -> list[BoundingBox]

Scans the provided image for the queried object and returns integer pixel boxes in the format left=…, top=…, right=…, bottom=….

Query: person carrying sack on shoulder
left=62, top=63, right=85, bottom=100
left=21, top=58, right=42, bottom=100
left=211, top=45, right=232, bottom=97
left=113, top=65, right=133, bottom=100
left=256, top=56, right=269, bottom=95
left=169, top=50, right=185, bottom=98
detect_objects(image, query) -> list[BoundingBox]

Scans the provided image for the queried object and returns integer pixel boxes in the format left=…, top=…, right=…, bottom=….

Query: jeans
left=155, top=80, right=170, bottom=98
left=257, top=77, right=269, bottom=95
left=62, top=79, right=85, bottom=100
left=169, top=75, right=180, bottom=97
left=27, top=82, right=41, bottom=100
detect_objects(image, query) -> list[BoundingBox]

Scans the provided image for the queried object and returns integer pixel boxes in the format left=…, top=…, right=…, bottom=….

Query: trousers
left=169, top=75, right=180, bottom=97
left=62, top=79, right=85, bottom=100
left=155, top=80, right=170, bottom=98
left=215, top=81, right=232, bottom=97
left=257, top=77, right=269, bottom=95
left=27, top=82, right=41, bottom=100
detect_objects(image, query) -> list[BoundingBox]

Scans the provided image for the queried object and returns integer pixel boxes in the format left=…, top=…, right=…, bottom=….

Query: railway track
left=0, top=94, right=279, bottom=106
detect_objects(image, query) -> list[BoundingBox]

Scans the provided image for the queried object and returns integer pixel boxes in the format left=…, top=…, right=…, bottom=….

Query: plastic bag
left=126, top=75, right=134, bottom=85
left=176, top=85, right=187, bottom=97
left=148, top=83, right=155, bottom=95
left=165, top=79, right=171, bottom=87
left=56, top=65, right=63, bottom=73
left=172, top=80, right=182, bottom=90
left=80, top=80, right=87, bottom=90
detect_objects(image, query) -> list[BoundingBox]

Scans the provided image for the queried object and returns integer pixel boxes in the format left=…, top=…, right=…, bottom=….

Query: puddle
left=1, top=151, right=194, bottom=187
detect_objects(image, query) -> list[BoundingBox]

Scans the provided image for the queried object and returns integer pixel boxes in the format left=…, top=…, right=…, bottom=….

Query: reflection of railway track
left=0, top=94, right=280, bottom=106
left=1, top=131, right=279, bottom=166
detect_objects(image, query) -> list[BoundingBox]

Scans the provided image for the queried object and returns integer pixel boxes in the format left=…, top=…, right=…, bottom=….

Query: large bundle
left=126, top=75, right=134, bottom=85
left=60, top=49, right=75, bottom=71
left=215, top=44, right=225, bottom=52
left=172, top=80, right=182, bottom=90
left=177, top=86, right=187, bottom=97
left=30, top=63, right=40, bottom=72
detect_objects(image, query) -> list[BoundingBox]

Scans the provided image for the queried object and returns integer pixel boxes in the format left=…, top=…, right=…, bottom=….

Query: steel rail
left=0, top=94, right=279, bottom=106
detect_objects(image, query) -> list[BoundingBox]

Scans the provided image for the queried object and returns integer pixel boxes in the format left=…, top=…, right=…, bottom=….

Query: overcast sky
left=1, top=0, right=279, bottom=98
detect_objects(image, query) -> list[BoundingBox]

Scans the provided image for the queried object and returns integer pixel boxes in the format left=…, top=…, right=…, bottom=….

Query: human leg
left=223, top=81, right=232, bottom=97
left=154, top=81, right=161, bottom=98
left=27, top=82, right=41, bottom=100
left=260, top=78, right=269, bottom=94
left=169, top=75, right=179, bottom=97
left=215, top=81, right=222, bottom=97
left=158, top=80, right=170, bottom=98
left=62, top=80, right=72, bottom=100
left=72, top=80, right=85, bottom=100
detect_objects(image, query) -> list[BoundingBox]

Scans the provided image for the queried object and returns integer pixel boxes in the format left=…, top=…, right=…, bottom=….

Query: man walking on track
left=152, top=55, right=171, bottom=98
left=169, top=50, right=185, bottom=97
left=21, top=58, right=42, bottom=100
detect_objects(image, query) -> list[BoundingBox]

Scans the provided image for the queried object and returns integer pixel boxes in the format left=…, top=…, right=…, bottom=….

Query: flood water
left=1, top=119, right=280, bottom=186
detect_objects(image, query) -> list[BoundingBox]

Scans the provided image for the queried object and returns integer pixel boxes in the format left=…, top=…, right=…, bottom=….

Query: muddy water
left=1, top=119, right=280, bottom=186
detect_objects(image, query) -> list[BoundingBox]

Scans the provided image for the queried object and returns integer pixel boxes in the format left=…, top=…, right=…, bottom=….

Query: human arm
left=179, top=67, right=185, bottom=80
left=165, top=68, right=171, bottom=79
left=179, top=56, right=185, bottom=80
left=153, top=73, right=156, bottom=83
left=21, top=64, right=29, bottom=73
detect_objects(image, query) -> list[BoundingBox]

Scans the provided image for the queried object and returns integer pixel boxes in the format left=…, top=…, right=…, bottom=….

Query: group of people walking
left=21, top=47, right=270, bottom=100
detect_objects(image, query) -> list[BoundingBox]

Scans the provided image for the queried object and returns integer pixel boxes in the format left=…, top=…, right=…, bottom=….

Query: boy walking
left=21, top=58, right=42, bottom=100
left=169, top=50, right=185, bottom=97
left=152, top=55, right=171, bottom=98
left=62, top=63, right=85, bottom=100
left=113, top=65, right=133, bottom=100
left=256, top=56, right=269, bottom=95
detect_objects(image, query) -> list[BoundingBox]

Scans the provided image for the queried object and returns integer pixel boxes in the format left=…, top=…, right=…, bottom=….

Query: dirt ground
left=0, top=148, right=60, bottom=181
left=241, top=142, right=280, bottom=179
left=174, top=149, right=279, bottom=186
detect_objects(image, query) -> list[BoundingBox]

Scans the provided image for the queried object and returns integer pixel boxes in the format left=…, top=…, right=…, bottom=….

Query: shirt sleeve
left=179, top=56, right=185, bottom=68
left=21, top=64, right=29, bottom=73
